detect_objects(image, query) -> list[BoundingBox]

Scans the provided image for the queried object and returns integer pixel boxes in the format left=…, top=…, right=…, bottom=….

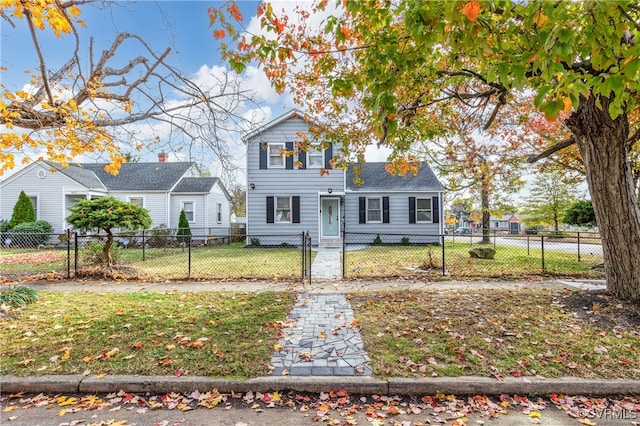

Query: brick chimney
left=158, top=151, right=168, bottom=163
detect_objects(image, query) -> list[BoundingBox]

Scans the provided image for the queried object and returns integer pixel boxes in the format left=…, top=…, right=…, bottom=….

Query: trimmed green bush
left=8, top=220, right=53, bottom=246
left=0, top=285, right=39, bottom=308
left=0, top=219, right=10, bottom=245
left=9, top=191, right=36, bottom=228
left=176, top=209, right=191, bottom=243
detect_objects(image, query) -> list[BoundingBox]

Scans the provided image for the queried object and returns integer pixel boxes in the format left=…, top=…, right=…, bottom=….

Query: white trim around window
left=307, top=143, right=324, bottom=168
left=416, top=197, right=433, bottom=223
left=128, top=196, right=144, bottom=207
left=275, top=196, right=291, bottom=223
left=268, top=143, right=285, bottom=168
left=181, top=201, right=195, bottom=222
left=27, top=194, right=38, bottom=220
left=217, top=203, right=222, bottom=223
left=367, top=197, right=382, bottom=223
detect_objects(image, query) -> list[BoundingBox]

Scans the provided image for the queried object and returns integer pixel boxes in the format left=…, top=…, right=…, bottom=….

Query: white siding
left=109, top=192, right=169, bottom=228
left=246, top=115, right=343, bottom=243
left=206, top=181, right=231, bottom=235
left=0, top=163, right=101, bottom=233
left=345, top=191, right=443, bottom=243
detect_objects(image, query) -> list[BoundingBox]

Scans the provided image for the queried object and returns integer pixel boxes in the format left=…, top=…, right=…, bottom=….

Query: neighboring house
left=0, top=155, right=232, bottom=237
left=245, top=110, right=445, bottom=246
left=489, top=213, right=522, bottom=235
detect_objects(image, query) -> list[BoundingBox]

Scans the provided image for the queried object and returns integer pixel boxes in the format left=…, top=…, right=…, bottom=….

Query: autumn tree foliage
left=416, top=112, right=524, bottom=243
left=66, top=197, right=152, bottom=266
left=0, top=0, right=257, bottom=178
left=213, top=1, right=640, bottom=301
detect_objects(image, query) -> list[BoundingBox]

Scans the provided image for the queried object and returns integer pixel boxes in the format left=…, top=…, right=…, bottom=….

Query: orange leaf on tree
left=460, top=0, right=481, bottom=22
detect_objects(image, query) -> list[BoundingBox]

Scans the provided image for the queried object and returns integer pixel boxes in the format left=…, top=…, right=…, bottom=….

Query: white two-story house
left=245, top=110, right=445, bottom=247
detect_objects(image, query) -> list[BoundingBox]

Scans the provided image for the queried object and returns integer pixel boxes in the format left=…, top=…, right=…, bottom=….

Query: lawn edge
left=1, top=375, right=638, bottom=396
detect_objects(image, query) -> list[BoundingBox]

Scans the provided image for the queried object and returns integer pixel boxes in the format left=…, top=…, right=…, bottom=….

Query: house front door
left=321, top=197, right=340, bottom=239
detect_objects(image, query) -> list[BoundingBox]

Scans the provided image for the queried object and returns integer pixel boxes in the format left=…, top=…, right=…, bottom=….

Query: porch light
left=250, top=183, right=255, bottom=190
left=328, top=188, right=332, bottom=194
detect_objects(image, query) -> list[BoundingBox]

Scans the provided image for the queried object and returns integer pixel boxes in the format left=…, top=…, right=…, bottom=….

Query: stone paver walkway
left=271, top=293, right=371, bottom=376
left=310, top=248, right=342, bottom=280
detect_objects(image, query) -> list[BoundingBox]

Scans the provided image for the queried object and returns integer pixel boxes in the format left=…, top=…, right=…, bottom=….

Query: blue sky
left=2, top=1, right=260, bottom=91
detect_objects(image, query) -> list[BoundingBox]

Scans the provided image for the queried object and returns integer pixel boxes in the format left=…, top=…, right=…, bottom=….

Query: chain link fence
left=1, top=229, right=605, bottom=282
left=343, top=231, right=604, bottom=279
left=0, top=230, right=312, bottom=282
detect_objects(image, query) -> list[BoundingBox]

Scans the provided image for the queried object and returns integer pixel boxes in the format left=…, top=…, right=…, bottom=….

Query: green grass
left=0, top=291, right=294, bottom=378
left=345, top=242, right=605, bottom=279
left=350, top=289, right=640, bottom=380
left=128, top=244, right=310, bottom=280
left=1, top=241, right=603, bottom=281
left=0, top=243, right=313, bottom=281
left=0, top=285, right=39, bottom=307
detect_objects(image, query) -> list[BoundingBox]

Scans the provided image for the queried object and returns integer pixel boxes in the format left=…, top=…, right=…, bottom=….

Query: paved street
left=5, top=393, right=635, bottom=425
left=448, top=235, right=604, bottom=256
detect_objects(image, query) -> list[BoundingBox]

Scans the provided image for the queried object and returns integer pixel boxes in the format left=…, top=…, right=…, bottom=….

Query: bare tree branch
left=527, top=138, right=576, bottom=163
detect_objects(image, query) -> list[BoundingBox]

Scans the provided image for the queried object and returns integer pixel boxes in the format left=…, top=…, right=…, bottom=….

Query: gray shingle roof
left=174, top=177, right=232, bottom=200
left=346, top=162, right=444, bottom=192
left=174, top=177, right=217, bottom=193
left=45, top=161, right=106, bottom=189
left=79, top=162, right=192, bottom=191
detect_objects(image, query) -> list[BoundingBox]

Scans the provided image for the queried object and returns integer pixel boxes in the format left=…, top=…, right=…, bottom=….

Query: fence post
left=142, top=230, right=146, bottom=261
left=441, top=234, right=446, bottom=276
left=66, top=229, right=71, bottom=279
left=493, top=230, right=496, bottom=249
left=342, top=231, right=346, bottom=279
left=301, top=231, right=305, bottom=280
left=577, top=232, right=581, bottom=262
left=308, top=231, right=312, bottom=284
left=188, top=236, right=192, bottom=278
left=527, top=235, right=530, bottom=256
left=74, top=231, right=78, bottom=277
left=541, top=235, right=545, bottom=272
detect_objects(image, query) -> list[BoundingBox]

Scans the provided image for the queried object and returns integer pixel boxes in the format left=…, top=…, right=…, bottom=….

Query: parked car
left=454, top=227, right=472, bottom=235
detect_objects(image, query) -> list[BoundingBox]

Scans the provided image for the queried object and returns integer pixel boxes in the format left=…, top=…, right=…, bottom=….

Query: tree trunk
left=104, top=230, right=114, bottom=267
left=566, top=95, right=640, bottom=301
left=480, top=175, right=491, bottom=244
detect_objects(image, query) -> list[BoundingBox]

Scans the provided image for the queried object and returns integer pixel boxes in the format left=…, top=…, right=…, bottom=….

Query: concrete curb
left=2, top=375, right=639, bottom=396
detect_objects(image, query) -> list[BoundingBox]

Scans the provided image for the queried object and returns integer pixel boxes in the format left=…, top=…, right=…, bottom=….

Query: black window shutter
left=259, top=143, right=267, bottom=169
left=324, top=143, right=333, bottom=169
left=432, top=196, right=440, bottom=223
left=409, top=197, right=416, bottom=224
left=298, top=149, right=306, bottom=169
left=266, top=196, right=274, bottom=223
left=286, top=142, right=294, bottom=169
left=359, top=197, right=366, bottom=224
left=383, top=196, right=390, bottom=223
left=292, top=196, right=300, bottom=223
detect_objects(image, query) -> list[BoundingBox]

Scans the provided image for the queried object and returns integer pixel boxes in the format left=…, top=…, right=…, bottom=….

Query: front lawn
left=0, top=291, right=294, bottom=378
left=1, top=243, right=313, bottom=281
left=351, top=288, right=640, bottom=379
left=345, top=243, right=605, bottom=279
